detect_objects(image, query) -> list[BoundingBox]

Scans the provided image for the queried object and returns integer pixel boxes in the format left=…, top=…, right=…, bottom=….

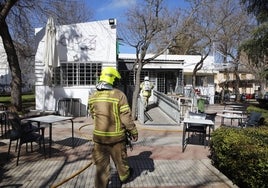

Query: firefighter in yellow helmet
left=88, top=67, right=138, bottom=187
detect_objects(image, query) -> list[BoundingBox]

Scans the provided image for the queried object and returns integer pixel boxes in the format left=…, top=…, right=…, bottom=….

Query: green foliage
left=241, top=23, right=268, bottom=61
left=210, top=126, right=268, bottom=188
left=241, top=0, right=268, bottom=23
left=239, top=3, right=268, bottom=81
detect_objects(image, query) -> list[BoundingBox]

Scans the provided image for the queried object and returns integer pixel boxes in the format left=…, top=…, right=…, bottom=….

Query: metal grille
left=157, top=72, right=165, bottom=93
left=53, top=62, right=102, bottom=86
left=120, top=70, right=153, bottom=86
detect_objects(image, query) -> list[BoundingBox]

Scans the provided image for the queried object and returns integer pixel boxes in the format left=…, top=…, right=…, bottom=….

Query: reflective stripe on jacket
left=89, top=88, right=138, bottom=144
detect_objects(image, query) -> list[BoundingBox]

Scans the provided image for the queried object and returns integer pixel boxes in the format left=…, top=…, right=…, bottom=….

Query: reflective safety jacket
left=89, top=88, right=138, bottom=144
left=140, top=81, right=154, bottom=97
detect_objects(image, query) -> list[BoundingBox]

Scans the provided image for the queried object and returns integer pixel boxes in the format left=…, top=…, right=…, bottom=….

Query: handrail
left=137, top=90, right=199, bottom=124
left=153, top=91, right=180, bottom=123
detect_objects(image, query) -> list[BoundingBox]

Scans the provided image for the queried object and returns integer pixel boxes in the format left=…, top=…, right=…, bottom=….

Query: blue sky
left=90, top=0, right=188, bottom=21
left=88, top=0, right=189, bottom=53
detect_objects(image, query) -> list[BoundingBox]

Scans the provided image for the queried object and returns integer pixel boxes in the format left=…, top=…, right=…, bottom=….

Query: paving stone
left=0, top=104, right=238, bottom=187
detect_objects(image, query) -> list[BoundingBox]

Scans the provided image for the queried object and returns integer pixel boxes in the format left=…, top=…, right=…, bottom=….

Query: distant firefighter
left=140, top=76, right=154, bottom=110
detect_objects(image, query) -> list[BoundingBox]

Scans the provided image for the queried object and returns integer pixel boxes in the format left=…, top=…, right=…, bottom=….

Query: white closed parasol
left=43, top=17, right=59, bottom=86
left=42, top=17, right=59, bottom=111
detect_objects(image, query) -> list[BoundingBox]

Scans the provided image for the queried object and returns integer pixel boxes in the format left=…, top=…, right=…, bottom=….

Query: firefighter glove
left=131, top=134, right=138, bottom=142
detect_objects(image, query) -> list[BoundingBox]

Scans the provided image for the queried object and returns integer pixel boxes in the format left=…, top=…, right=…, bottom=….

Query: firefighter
left=140, top=76, right=154, bottom=110
left=88, top=67, right=138, bottom=188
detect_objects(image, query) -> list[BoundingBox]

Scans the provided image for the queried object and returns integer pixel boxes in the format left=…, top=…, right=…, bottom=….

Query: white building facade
left=0, top=39, right=10, bottom=93
left=35, top=19, right=117, bottom=116
left=118, top=54, right=218, bottom=104
left=1, top=19, right=262, bottom=116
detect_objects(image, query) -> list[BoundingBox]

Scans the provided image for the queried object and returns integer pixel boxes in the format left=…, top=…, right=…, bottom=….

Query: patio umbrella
left=43, top=17, right=59, bottom=86
left=42, top=17, right=59, bottom=111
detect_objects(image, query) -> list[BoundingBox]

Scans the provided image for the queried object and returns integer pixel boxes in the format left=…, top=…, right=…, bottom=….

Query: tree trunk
left=192, top=58, right=205, bottom=90
left=234, top=64, right=241, bottom=102
left=0, top=19, right=22, bottom=112
left=131, top=62, right=142, bottom=119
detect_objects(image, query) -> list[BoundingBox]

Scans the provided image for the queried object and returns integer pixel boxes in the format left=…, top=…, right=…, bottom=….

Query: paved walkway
left=0, top=104, right=238, bottom=188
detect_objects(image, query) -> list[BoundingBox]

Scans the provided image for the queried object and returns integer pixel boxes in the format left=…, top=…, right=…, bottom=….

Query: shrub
left=210, top=126, right=268, bottom=188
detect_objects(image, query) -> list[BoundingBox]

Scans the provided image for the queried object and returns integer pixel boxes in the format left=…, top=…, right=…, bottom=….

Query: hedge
left=210, top=126, right=268, bottom=188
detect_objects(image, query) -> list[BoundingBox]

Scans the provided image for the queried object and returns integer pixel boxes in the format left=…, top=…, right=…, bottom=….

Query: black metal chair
left=7, top=112, right=46, bottom=166
left=205, top=113, right=217, bottom=128
left=205, top=112, right=217, bottom=141
left=239, top=112, right=264, bottom=128
left=0, top=104, right=8, bottom=138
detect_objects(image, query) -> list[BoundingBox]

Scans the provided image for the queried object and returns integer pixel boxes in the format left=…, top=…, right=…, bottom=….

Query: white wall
left=35, top=20, right=116, bottom=64
left=0, top=38, right=34, bottom=92
left=35, top=86, right=95, bottom=116
left=35, top=19, right=117, bottom=85
left=0, top=38, right=8, bottom=69
left=35, top=19, right=117, bottom=115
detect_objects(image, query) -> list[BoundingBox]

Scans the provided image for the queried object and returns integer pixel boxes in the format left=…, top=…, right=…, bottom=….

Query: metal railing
left=137, top=90, right=198, bottom=124
left=153, top=91, right=181, bottom=123
left=137, top=91, right=179, bottom=124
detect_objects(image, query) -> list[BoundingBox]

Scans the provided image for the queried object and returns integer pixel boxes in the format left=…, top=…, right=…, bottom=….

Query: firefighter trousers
left=93, top=141, right=130, bottom=188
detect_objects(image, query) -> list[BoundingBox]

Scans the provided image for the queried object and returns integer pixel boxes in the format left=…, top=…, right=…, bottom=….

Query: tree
left=0, top=0, right=92, bottom=112
left=239, top=24, right=268, bottom=93
left=209, top=0, right=252, bottom=101
left=241, top=0, right=268, bottom=23
left=187, top=0, right=252, bottom=102
left=169, top=0, right=254, bottom=103
left=240, top=0, right=268, bottom=94
left=119, top=0, right=190, bottom=118
left=0, top=0, right=21, bottom=111
left=171, top=0, right=216, bottom=90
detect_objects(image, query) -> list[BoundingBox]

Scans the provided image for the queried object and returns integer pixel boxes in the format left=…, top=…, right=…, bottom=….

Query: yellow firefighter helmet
left=99, top=67, right=121, bottom=85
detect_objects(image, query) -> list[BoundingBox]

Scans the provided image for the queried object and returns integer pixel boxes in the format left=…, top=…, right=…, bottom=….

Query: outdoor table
left=222, top=110, right=246, bottom=115
left=182, top=118, right=214, bottom=152
left=217, top=113, right=247, bottom=126
left=25, top=115, right=74, bottom=157
left=224, top=105, right=245, bottom=110
left=231, top=105, right=245, bottom=110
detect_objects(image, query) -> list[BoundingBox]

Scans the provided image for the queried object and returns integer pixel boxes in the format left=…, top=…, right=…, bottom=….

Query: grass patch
left=0, top=93, right=35, bottom=110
